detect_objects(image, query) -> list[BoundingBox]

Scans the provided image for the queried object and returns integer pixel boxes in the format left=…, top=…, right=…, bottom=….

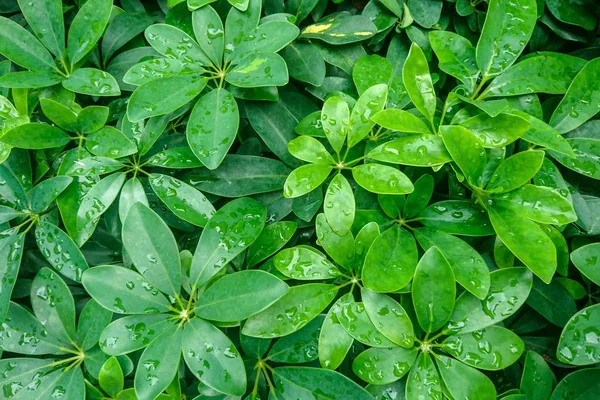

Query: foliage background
left=0, top=0, right=599, bottom=399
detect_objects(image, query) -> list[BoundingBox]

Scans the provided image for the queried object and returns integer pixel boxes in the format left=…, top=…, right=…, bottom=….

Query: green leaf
left=62, top=68, right=120, bottom=96
left=300, top=15, right=377, bottom=44
left=407, top=353, right=442, bottom=400
left=354, top=222, right=380, bottom=271
left=187, top=88, right=239, bottom=170
left=371, top=109, right=431, bottom=135
left=273, top=367, right=373, bottom=400
left=76, top=299, right=112, bottom=351
left=195, top=270, right=288, bottom=321
left=119, top=177, right=148, bottom=223
left=546, top=0, right=597, bottom=31
left=315, top=213, right=355, bottom=270
left=352, top=55, right=393, bottom=96
left=441, top=125, right=487, bottom=187
left=17, top=0, right=65, bottom=59
left=82, top=265, right=171, bottom=314
left=0, top=71, right=63, bottom=88
left=353, top=346, right=418, bottom=384
left=128, top=75, right=207, bottom=122
left=288, top=136, right=335, bottom=165
left=183, top=317, right=246, bottom=396
left=0, top=302, right=63, bottom=354
left=476, top=0, right=537, bottom=77
left=100, top=314, right=175, bottom=355
left=66, top=156, right=125, bottom=176
left=150, top=174, right=215, bottom=227
left=284, top=164, right=332, bottom=198
left=0, top=16, right=57, bottom=72
left=557, top=304, right=600, bottom=365
left=414, top=227, right=490, bottom=299
left=145, top=147, right=204, bottom=169
left=551, top=138, right=600, bottom=179
left=528, top=278, right=577, bottom=327
left=134, top=325, right=182, bottom=400
left=510, top=110, right=575, bottom=158
left=460, top=112, right=531, bottom=148
left=123, top=58, right=204, bottom=86
left=571, top=243, right=600, bottom=286
left=230, top=20, right=299, bottom=61
left=190, top=198, right=266, bottom=287
left=321, top=96, right=349, bottom=154
left=324, top=174, right=354, bottom=235
left=447, top=267, right=533, bottom=334
left=35, top=222, right=88, bottom=282
left=192, top=6, right=224, bottom=67
left=486, top=150, right=544, bottom=192
left=362, top=289, right=415, bottom=348
left=347, top=83, right=388, bottom=148
left=412, top=247, right=455, bottom=332
left=520, top=351, right=554, bottom=400
left=1, top=123, right=71, bottom=149
left=0, top=233, right=24, bottom=322
left=319, top=293, right=354, bottom=370
left=99, top=357, right=124, bottom=398
left=436, top=355, right=496, bottom=400
left=493, top=184, right=576, bottom=224
left=352, top=164, right=413, bottom=194
left=550, top=369, right=600, bottom=400
left=430, top=31, right=478, bottom=90
left=243, top=283, right=337, bottom=338
left=39, top=98, right=78, bottom=131
left=75, top=172, right=125, bottom=246
left=144, top=23, right=211, bottom=65
left=488, top=204, right=557, bottom=283
left=102, top=12, right=154, bottom=63
left=281, top=42, right=326, bottom=87
left=368, top=134, right=452, bottom=166
left=482, top=55, right=585, bottom=98
left=403, top=174, right=434, bottom=218
left=67, top=0, right=113, bottom=66
left=443, top=326, right=524, bottom=370
left=188, top=155, right=291, bottom=197
left=274, top=246, right=341, bottom=280
left=28, top=176, right=72, bottom=213
left=267, top=315, right=323, bottom=363
left=403, top=44, right=435, bottom=124
left=418, top=200, right=495, bottom=236
left=123, top=203, right=181, bottom=297
left=362, top=225, right=418, bottom=292
left=226, top=53, right=289, bottom=88
left=86, top=127, right=137, bottom=158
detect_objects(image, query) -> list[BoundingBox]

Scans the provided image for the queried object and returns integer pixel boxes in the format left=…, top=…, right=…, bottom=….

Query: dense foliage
left=0, top=0, right=599, bottom=398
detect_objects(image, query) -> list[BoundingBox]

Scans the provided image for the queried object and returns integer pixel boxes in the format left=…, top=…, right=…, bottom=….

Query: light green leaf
left=348, top=83, right=388, bottom=148
left=243, top=283, right=337, bottom=338
left=150, top=174, right=215, bottom=227
left=100, top=314, right=175, bottom=355
left=362, top=289, right=415, bottom=348
left=62, top=68, right=120, bottom=96
left=443, top=326, right=524, bottom=370
left=127, top=75, right=207, bottom=122
left=192, top=6, right=224, bottom=66
left=353, top=347, right=418, bottom=384
left=551, top=138, right=600, bottom=179
left=338, top=301, right=396, bottom=347
left=123, top=203, right=182, bottom=297
left=319, top=293, right=354, bottom=370
left=67, top=0, right=113, bottom=66
left=407, top=353, right=442, bottom=400
left=412, top=247, right=455, bottom=332
left=447, top=267, right=533, bottom=334
left=226, top=53, right=289, bottom=88
left=441, top=125, right=487, bottom=187
left=321, top=96, right=349, bottom=154
left=436, top=355, right=496, bottom=400
left=17, top=0, right=65, bottom=59
left=190, top=198, right=266, bottom=287
left=273, top=246, right=341, bottom=280
left=324, top=174, right=354, bottom=235
left=0, top=16, right=57, bottom=72
left=371, top=109, right=431, bottom=135
left=362, top=225, right=418, bottom=292
left=403, top=44, right=435, bottom=124
left=35, top=222, right=88, bottom=282
left=195, top=270, right=288, bottom=321
left=283, top=164, right=332, bottom=198
left=1, top=123, right=71, bottom=149
left=368, top=134, right=452, bottom=166
left=571, top=243, right=600, bottom=286
left=486, top=150, right=544, bottom=192
left=86, top=127, right=137, bottom=158
left=288, top=136, right=335, bottom=165
left=557, top=304, right=600, bottom=365
left=460, top=112, right=531, bottom=148
left=476, top=0, right=537, bottom=77
left=187, top=88, right=239, bottom=170
left=144, top=23, right=211, bottom=65
left=488, top=204, right=557, bottom=283
left=352, top=164, right=413, bottom=194
left=419, top=200, right=495, bottom=236
left=430, top=31, right=479, bottom=90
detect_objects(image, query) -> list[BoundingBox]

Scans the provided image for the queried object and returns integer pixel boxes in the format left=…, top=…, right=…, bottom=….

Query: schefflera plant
left=355, top=0, right=583, bottom=285
left=125, top=0, right=299, bottom=170
left=79, top=198, right=294, bottom=399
